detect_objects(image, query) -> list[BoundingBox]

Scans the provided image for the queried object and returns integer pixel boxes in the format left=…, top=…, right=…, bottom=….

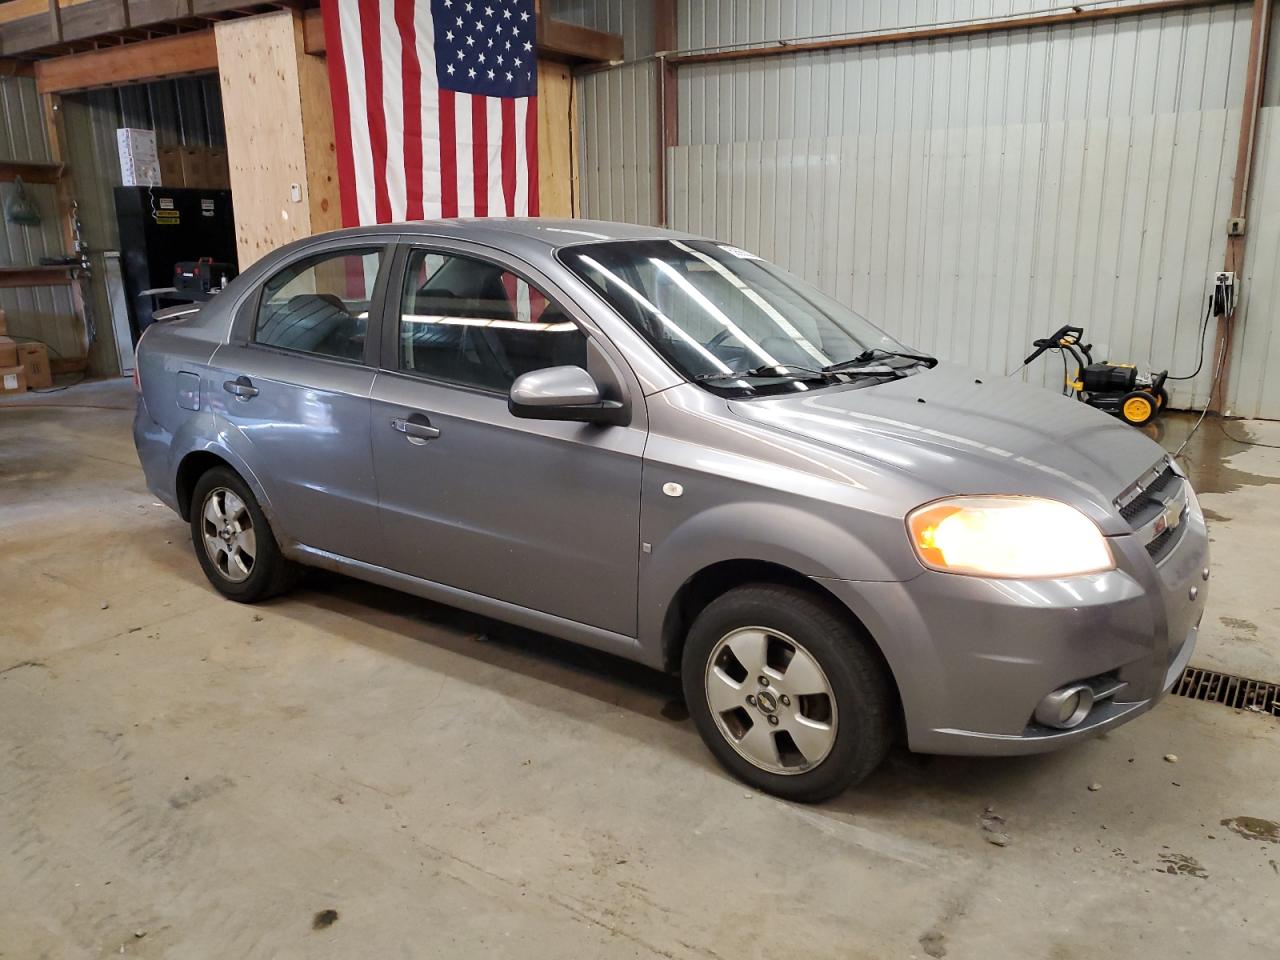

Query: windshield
left=561, top=239, right=911, bottom=396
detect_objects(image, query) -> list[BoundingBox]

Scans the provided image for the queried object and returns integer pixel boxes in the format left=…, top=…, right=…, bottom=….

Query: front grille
left=1174, top=667, right=1280, bottom=717
left=1145, top=525, right=1176, bottom=559
left=1117, top=463, right=1179, bottom=528
left=1116, top=459, right=1187, bottom=563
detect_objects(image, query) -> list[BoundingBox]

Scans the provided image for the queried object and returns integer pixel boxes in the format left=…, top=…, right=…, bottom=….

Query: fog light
left=1034, top=684, right=1095, bottom=730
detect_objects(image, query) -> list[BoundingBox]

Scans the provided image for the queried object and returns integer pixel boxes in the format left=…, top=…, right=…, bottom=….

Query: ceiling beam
left=33, top=28, right=217, bottom=92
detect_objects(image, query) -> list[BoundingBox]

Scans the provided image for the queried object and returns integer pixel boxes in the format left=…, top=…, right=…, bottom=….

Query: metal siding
left=0, top=77, right=79, bottom=365
left=578, top=60, right=662, bottom=224
left=654, top=2, right=1275, bottom=413
left=1231, top=105, right=1280, bottom=417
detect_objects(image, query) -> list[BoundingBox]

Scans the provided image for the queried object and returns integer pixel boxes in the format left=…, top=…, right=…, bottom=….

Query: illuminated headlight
left=907, top=496, right=1114, bottom=578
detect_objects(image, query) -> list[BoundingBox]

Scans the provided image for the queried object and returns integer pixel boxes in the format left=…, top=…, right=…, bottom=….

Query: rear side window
left=255, top=248, right=383, bottom=362
left=398, top=248, right=587, bottom=392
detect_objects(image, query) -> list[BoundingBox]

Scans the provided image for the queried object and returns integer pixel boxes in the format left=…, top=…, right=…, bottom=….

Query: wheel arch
left=173, top=443, right=277, bottom=533
left=660, top=560, right=900, bottom=704
left=175, top=450, right=235, bottom=521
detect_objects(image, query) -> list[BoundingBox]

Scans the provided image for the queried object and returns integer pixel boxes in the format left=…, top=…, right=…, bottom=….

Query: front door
left=211, top=243, right=389, bottom=561
left=369, top=244, right=645, bottom=637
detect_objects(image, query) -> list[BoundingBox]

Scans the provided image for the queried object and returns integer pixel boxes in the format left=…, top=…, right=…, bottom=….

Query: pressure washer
left=1022, top=271, right=1236, bottom=428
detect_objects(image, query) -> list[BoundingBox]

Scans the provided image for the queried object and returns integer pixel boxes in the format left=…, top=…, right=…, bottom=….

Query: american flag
left=320, top=0, right=539, bottom=226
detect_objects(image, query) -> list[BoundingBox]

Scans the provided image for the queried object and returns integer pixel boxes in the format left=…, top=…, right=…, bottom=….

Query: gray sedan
left=133, top=219, right=1208, bottom=801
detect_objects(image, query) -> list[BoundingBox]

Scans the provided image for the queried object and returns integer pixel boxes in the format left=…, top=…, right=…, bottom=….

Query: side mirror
left=508, top=365, right=626, bottom=425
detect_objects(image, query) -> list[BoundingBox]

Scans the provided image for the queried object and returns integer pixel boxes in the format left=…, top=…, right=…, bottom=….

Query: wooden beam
left=0, top=58, right=37, bottom=76
left=0, top=160, right=65, bottom=184
left=299, top=7, right=622, bottom=64
left=33, top=28, right=217, bottom=92
left=538, top=17, right=622, bottom=63
left=0, top=265, right=74, bottom=288
left=672, top=0, right=1246, bottom=66
left=47, top=0, right=63, bottom=43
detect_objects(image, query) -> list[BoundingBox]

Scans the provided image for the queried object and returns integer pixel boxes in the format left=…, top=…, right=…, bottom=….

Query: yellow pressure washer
left=1023, top=325, right=1169, bottom=427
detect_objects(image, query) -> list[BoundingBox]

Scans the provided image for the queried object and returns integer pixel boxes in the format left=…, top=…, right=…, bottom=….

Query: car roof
left=313, top=217, right=704, bottom=252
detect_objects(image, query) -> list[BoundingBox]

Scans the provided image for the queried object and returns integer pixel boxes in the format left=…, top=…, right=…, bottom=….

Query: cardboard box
left=179, top=147, right=210, bottom=188
left=0, top=364, right=26, bottom=395
left=0, top=307, right=7, bottom=337
left=17, top=342, right=51, bottom=390
left=205, top=149, right=230, bottom=190
left=0, top=336, right=17, bottom=369
left=117, top=128, right=162, bottom=186
left=158, top=146, right=185, bottom=187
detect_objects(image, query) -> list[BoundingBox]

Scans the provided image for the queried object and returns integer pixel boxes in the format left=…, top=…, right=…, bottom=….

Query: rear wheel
left=190, top=466, right=300, bottom=602
left=681, top=584, right=893, bottom=802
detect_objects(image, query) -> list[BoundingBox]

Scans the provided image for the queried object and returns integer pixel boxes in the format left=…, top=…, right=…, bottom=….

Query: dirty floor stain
left=1156, top=853, right=1208, bottom=879
left=1221, top=816, right=1280, bottom=844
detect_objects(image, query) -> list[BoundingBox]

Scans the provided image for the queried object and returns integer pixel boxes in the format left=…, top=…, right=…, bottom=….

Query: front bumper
left=818, top=490, right=1209, bottom=756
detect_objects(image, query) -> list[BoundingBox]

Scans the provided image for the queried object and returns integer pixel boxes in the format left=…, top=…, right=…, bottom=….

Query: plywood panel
left=216, top=10, right=318, bottom=266
left=538, top=59, right=576, bottom=217
left=296, top=38, right=340, bottom=235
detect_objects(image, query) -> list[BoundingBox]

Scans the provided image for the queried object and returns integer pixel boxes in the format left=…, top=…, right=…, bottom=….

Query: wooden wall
left=215, top=9, right=339, bottom=268
left=536, top=59, right=578, bottom=218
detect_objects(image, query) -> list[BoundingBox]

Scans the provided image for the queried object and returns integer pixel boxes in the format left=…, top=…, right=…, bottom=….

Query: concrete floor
left=2, top=378, right=1279, bottom=959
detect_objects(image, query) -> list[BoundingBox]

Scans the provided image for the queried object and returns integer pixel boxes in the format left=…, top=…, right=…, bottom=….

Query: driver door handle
left=391, top=415, right=441, bottom=444
left=223, top=376, right=258, bottom=400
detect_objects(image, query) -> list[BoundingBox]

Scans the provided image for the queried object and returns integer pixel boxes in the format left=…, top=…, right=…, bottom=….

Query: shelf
left=0, top=264, right=74, bottom=288
left=0, top=161, right=66, bottom=185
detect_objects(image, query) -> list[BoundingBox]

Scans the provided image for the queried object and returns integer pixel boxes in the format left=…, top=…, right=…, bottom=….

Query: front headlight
left=907, top=496, right=1114, bottom=578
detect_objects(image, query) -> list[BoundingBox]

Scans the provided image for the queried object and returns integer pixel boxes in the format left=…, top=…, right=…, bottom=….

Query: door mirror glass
left=508, top=366, right=624, bottom=424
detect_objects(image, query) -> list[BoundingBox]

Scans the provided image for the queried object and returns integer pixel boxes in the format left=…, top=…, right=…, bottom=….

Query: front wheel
left=189, top=466, right=301, bottom=602
left=681, top=584, right=894, bottom=802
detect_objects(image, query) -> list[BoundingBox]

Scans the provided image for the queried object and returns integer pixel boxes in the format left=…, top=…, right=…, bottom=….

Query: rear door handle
left=223, top=376, right=258, bottom=400
left=391, top=416, right=441, bottom=444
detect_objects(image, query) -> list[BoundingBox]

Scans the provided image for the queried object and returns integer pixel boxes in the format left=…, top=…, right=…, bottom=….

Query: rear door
left=368, top=240, right=646, bottom=637
left=210, top=239, right=392, bottom=560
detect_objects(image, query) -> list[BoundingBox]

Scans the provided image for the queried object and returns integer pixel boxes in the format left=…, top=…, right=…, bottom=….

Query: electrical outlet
left=1215, top=271, right=1235, bottom=286
left=1228, top=217, right=1246, bottom=236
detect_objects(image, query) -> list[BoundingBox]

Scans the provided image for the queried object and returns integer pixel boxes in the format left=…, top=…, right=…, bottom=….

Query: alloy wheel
left=200, top=487, right=257, bottom=584
left=704, top=626, right=838, bottom=774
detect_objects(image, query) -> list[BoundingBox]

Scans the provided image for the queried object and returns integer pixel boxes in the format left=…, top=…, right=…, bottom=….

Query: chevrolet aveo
left=133, top=219, right=1209, bottom=801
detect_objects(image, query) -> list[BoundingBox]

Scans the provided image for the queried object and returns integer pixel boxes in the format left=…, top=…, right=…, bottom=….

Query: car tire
left=189, top=466, right=301, bottom=602
left=681, top=583, right=894, bottom=803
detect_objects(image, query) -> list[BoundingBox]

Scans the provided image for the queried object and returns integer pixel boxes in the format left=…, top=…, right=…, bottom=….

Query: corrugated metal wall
left=551, top=0, right=663, bottom=224
left=1231, top=102, right=1280, bottom=418
left=575, top=0, right=1280, bottom=417
left=0, top=76, right=80, bottom=364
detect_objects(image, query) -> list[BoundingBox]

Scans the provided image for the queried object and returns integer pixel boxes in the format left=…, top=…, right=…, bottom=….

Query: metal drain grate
left=1174, top=667, right=1280, bottom=717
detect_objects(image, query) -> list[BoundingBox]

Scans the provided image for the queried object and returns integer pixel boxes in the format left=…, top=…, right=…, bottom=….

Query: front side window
left=562, top=239, right=910, bottom=396
left=255, top=248, right=382, bottom=362
left=398, top=249, right=587, bottom=392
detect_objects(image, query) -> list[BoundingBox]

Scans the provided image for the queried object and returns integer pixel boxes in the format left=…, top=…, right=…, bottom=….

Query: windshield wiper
left=822, top=348, right=938, bottom=374
left=692, top=363, right=834, bottom=383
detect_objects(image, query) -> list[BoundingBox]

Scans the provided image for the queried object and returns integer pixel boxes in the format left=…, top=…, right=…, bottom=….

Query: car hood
left=727, top=363, right=1168, bottom=530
